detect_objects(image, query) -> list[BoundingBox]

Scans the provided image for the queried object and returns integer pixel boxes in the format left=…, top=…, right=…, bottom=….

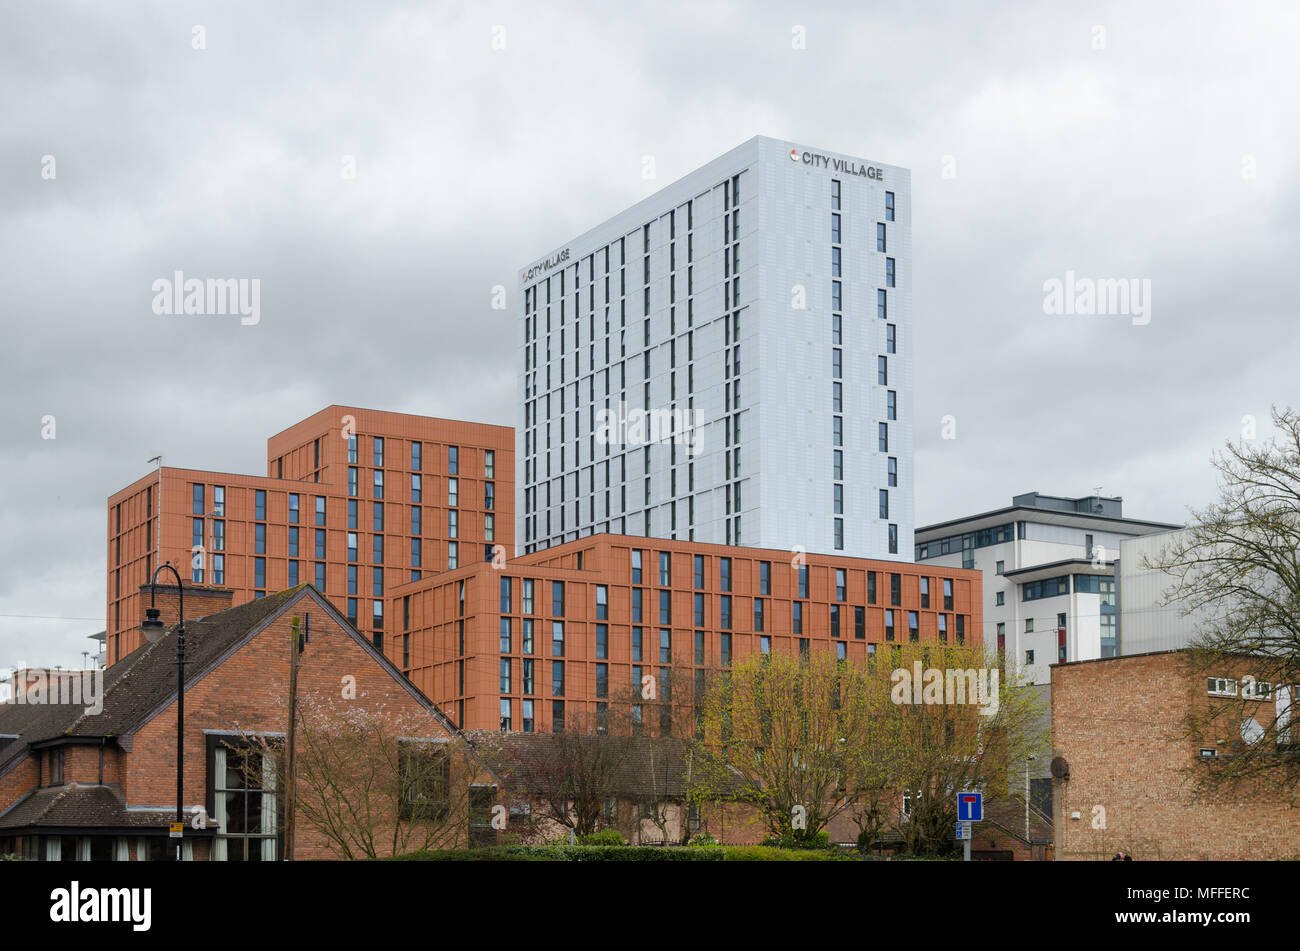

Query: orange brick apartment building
left=390, top=534, right=982, bottom=732
left=0, top=584, right=468, bottom=861
left=106, top=406, right=513, bottom=664
left=1052, top=650, right=1300, bottom=860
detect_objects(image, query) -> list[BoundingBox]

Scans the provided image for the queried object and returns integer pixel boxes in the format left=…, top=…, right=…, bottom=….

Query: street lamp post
left=141, top=561, right=186, bottom=862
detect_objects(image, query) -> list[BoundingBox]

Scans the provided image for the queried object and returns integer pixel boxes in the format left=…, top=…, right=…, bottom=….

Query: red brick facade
left=391, top=533, right=982, bottom=732
left=106, top=406, right=513, bottom=663
left=1052, top=650, right=1300, bottom=860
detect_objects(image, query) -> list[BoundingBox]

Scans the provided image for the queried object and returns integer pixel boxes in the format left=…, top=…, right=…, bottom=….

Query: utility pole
left=284, top=615, right=301, bottom=861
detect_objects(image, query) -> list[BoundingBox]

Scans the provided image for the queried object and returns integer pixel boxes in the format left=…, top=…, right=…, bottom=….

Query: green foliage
left=686, top=832, right=720, bottom=847
left=0, top=853, right=25, bottom=862
left=386, top=845, right=725, bottom=862
left=577, top=829, right=627, bottom=846
left=761, top=829, right=831, bottom=850
left=385, top=844, right=859, bottom=861
left=720, top=845, right=851, bottom=862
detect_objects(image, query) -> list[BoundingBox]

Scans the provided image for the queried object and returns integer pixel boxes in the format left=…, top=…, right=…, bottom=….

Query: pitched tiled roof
left=0, top=586, right=305, bottom=772
left=0, top=782, right=178, bottom=831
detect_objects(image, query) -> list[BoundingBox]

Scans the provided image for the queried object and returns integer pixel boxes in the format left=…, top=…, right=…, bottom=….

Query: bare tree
left=234, top=694, right=478, bottom=859
left=1147, top=405, right=1300, bottom=795
left=482, top=705, right=636, bottom=839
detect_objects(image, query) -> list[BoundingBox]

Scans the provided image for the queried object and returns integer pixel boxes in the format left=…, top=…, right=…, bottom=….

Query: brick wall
left=1052, top=651, right=1300, bottom=860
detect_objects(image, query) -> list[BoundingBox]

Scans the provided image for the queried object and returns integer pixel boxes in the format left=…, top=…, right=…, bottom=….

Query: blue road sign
left=955, top=821, right=971, bottom=840
left=957, top=791, right=983, bottom=822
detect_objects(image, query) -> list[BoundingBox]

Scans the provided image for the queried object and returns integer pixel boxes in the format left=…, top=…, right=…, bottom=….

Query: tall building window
left=411, top=441, right=422, bottom=472
left=484, top=450, right=495, bottom=478
left=213, top=486, right=225, bottom=516
left=876, top=222, right=886, bottom=252
left=448, top=446, right=459, bottom=475
left=877, top=288, right=887, bottom=319
left=315, top=496, right=326, bottom=526
left=288, top=493, right=299, bottom=524
left=885, top=191, right=895, bottom=221
left=192, top=483, right=205, bottom=515
left=886, top=257, right=896, bottom=287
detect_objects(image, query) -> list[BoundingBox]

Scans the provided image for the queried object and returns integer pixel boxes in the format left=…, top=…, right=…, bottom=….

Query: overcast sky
left=2, top=0, right=1296, bottom=669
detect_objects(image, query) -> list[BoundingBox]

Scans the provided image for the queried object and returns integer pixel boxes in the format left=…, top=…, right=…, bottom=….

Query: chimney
left=137, top=582, right=235, bottom=635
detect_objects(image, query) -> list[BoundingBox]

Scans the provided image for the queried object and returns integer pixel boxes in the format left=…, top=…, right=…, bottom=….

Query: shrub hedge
left=386, top=844, right=853, bottom=862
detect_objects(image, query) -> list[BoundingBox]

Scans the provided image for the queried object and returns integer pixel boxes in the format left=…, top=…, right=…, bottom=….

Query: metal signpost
left=956, top=791, right=983, bottom=862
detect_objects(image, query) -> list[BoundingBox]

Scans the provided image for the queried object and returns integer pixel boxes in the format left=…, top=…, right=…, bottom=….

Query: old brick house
left=1052, top=650, right=1300, bottom=860
left=465, top=730, right=764, bottom=845
left=0, top=582, right=477, bottom=860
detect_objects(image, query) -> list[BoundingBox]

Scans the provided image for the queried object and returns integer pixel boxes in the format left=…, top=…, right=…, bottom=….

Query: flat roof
left=917, top=504, right=1183, bottom=539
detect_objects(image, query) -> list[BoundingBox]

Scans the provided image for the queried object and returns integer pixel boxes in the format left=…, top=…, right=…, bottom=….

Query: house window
left=1207, top=677, right=1237, bottom=697
left=398, top=741, right=450, bottom=820
left=212, top=741, right=278, bottom=861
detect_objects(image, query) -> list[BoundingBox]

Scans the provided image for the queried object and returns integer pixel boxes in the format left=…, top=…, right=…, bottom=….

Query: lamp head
left=141, top=607, right=165, bottom=644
